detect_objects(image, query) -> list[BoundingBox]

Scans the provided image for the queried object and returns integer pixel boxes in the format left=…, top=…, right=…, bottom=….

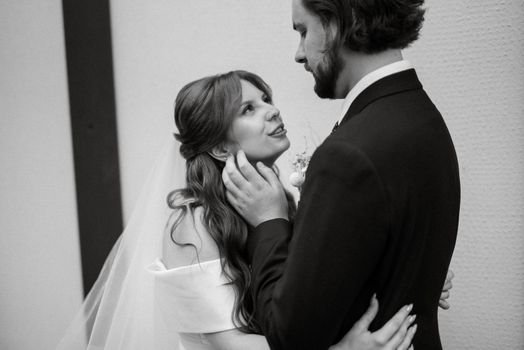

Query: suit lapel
left=339, top=69, right=423, bottom=128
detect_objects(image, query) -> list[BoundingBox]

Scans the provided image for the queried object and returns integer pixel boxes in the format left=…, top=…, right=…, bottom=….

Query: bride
left=57, top=70, right=451, bottom=350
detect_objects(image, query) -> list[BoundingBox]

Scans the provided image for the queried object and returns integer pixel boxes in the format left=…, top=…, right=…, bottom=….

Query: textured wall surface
left=405, top=1, right=524, bottom=348
left=0, top=1, right=84, bottom=349
left=111, top=0, right=524, bottom=348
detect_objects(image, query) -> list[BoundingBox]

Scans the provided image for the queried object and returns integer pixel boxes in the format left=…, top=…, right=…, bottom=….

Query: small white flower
left=289, top=151, right=311, bottom=190
left=289, top=169, right=306, bottom=187
left=289, top=128, right=319, bottom=192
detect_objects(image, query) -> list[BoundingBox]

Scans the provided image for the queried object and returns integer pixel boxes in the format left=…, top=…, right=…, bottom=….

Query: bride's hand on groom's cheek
left=222, top=150, right=288, bottom=227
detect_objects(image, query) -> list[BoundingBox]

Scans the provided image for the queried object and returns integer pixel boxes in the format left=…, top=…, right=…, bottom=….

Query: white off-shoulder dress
left=147, top=258, right=237, bottom=350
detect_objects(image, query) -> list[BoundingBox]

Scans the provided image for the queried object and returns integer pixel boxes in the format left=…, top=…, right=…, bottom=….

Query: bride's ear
left=207, top=143, right=231, bottom=162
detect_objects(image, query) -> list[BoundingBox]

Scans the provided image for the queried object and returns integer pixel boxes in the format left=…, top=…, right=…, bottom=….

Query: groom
left=223, top=0, right=460, bottom=349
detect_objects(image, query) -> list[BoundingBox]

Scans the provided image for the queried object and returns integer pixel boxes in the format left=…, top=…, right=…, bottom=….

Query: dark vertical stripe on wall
left=62, top=0, right=123, bottom=296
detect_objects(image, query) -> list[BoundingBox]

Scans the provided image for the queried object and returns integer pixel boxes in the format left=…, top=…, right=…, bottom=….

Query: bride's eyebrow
left=240, top=92, right=265, bottom=107
left=240, top=97, right=259, bottom=106
left=240, top=100, right=253, bottom=107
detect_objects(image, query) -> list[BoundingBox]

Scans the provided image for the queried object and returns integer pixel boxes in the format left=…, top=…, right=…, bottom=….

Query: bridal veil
left=57, top=137, right=185, bottom=349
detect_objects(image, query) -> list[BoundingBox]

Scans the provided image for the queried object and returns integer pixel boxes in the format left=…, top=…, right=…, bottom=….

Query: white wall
left=0, top=1, right=83, bottom=349
left=111, top=1, right=524, bottom=348
left=405, top=1, right=524, bottom=348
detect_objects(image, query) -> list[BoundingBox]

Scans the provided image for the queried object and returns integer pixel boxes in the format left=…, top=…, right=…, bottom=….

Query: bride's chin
left=245, top=140, right=291, bottom=165
left=279, top=139, right=292, bottom=156
left=284, top=136, right=291, bottom=147
left=280, top=137, right=291, bottom=152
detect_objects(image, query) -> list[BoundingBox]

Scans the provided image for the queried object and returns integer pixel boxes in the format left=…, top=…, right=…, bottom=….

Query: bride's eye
left=242, top=104, right=254, bottom=115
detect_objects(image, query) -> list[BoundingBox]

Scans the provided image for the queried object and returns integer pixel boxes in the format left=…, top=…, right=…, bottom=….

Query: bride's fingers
left=443, top=270, right=454, bottom=290
left=440, top=291, right=450, bottom=300
left=443, top=279, right=453, bottom=291
left=352, top=294, right=379, bottom=332
left=439, top=289, right=451, bottom=310
left=396, top=324, right=417, bottom=350
left=439, top=300, right=450, bottom=310
left=385, top=314, right=416, bottom=349
left=373, top=303, right=413, bottom=343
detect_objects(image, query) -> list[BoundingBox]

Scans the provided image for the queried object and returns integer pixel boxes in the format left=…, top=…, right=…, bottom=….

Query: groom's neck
left=335, top=49, right=404, bottom=98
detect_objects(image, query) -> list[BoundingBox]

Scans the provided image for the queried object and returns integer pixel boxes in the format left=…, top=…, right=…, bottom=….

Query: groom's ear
left=208, top=143, right=231, bottom=162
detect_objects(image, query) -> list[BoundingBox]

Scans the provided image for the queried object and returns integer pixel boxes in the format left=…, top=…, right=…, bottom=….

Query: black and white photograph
left=1, top=0, right=523, bottom=349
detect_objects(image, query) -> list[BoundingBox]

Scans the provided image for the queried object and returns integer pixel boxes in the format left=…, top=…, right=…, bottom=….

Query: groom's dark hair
left=302, top=0, right=426, bottom=53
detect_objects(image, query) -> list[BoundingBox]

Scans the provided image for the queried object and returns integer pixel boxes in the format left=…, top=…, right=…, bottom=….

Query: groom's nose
left=295, top=41, right=306, bottom=63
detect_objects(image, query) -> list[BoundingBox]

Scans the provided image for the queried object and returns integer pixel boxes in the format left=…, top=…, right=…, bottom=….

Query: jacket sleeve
left=246, top=140, right=389, bottom=350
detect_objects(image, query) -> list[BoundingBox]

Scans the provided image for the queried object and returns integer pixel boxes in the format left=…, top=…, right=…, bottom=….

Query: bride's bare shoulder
left=162, top=206, right=220, bottom=269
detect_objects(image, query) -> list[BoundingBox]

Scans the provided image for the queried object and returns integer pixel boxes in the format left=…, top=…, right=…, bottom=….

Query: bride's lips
left=268, top=123, right=287, bottom=137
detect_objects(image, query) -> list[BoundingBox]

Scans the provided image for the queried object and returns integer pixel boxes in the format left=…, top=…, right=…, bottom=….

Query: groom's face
left=292, top=0, right=343, bottom=99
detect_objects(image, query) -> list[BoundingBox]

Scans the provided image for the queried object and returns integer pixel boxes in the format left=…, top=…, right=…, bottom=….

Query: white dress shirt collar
left=338, top=60, right=414, bottom=124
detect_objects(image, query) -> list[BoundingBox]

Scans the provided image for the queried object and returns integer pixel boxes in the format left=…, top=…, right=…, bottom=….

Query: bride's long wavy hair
left=167, top=70, right=296, bottom=333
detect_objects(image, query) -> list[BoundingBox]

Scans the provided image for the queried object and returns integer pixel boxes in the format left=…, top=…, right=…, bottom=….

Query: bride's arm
left=206, top=330, right=269, bottom=350
left=205, top=296, right=416, bottom=350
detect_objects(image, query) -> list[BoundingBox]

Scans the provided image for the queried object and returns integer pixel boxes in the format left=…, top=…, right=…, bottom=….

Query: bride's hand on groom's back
left=222, top=150, right=288, bottom=227
left=329, top=295, right=416, bottom=350
left=439, top=269, right=454, bottom=310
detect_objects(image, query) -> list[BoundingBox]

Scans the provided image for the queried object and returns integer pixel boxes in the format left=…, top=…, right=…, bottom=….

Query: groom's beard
left=312, top=47, right=343, bottom=99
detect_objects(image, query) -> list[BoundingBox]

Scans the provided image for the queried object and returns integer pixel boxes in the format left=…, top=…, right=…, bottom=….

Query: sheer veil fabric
left=57, top=137, right=185, bottom=350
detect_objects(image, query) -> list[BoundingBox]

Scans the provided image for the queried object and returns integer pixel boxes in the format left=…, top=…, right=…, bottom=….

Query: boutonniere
left=289, top=150, right=311, bottom=191
left=289, top=123, right=321, bottom=192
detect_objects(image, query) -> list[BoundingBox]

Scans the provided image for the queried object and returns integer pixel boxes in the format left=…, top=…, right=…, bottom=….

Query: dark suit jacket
left=246, top=69, right=460, bottom=350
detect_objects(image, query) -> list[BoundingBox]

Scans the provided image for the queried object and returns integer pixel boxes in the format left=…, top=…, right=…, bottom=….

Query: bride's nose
left=266, top=108, right=281, bottom=121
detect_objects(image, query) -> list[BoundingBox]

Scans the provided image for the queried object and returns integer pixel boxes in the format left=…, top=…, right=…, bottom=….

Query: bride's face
left=227, top=80, right=290, bottom=165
